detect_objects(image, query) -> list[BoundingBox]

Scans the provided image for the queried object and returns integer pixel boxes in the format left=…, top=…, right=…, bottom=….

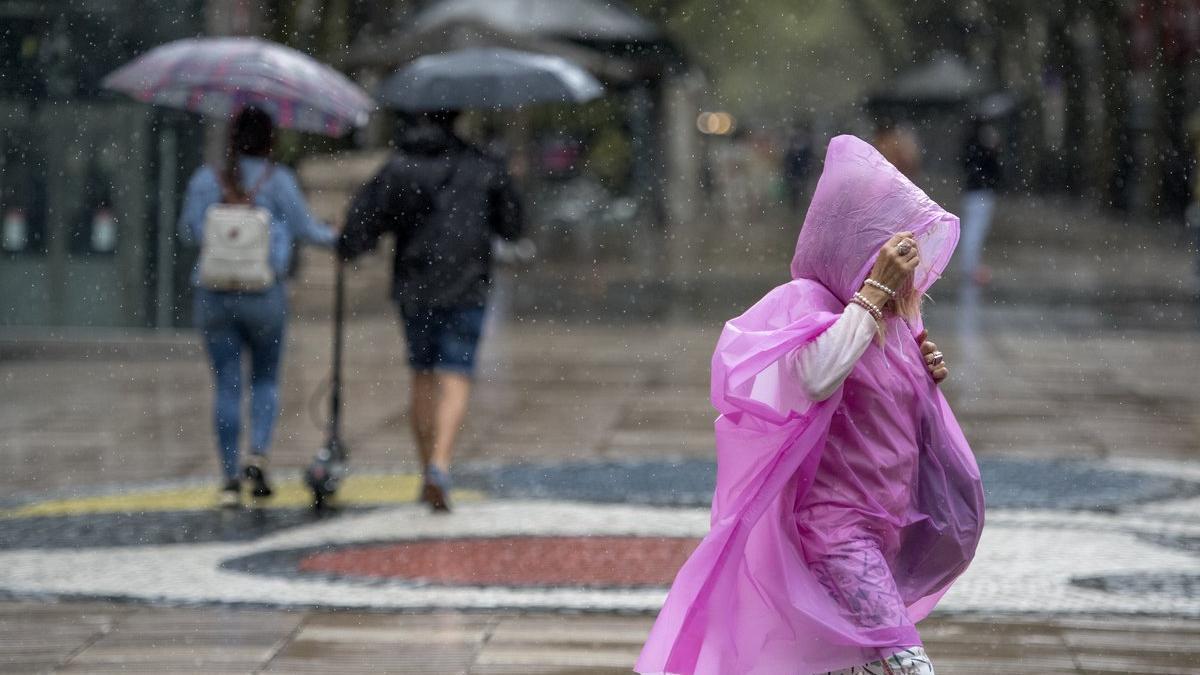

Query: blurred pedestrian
left=782, top=122, right=813, bottom=213
left=179, top=106, right=337, bottom=507
left=637, top=135, right=983, bottom=675
left=339, top=111, right=523, bottom=513
left=1186, top=110, right=1200, bottom=292
left=873, top=116, right=922, bottom=181
left=959, top=119, right=1003, bottom=285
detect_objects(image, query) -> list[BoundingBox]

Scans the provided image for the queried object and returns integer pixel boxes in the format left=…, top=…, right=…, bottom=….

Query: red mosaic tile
left=297, top=536, right=700, bottom=587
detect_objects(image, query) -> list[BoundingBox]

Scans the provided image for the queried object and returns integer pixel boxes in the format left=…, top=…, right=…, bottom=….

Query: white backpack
left=198, top=167, right=275, bottom=292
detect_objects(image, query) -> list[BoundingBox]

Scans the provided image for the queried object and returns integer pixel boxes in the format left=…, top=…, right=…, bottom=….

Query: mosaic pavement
left=2, top=456, right=1198, bottom=618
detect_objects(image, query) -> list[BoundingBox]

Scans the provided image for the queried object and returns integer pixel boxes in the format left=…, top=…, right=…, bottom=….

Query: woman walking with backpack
left=179, top=106, right=337, bottom=507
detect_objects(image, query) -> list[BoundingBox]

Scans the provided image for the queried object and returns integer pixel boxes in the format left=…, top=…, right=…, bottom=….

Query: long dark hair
left=223, top=106, right=274, bottom=202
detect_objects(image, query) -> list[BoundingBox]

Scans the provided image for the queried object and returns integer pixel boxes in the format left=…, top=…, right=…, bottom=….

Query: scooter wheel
left=304, top=466, right=331, bottom=506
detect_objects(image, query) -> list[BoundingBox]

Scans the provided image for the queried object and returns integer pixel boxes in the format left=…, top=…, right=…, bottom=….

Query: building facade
left=0, top=0, right=205, bottom=328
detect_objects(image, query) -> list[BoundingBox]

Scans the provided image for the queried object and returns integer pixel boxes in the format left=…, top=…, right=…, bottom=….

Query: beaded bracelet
left=864, top=278, right=897, bottom=298
left=851, top=292, right=884, bottom=322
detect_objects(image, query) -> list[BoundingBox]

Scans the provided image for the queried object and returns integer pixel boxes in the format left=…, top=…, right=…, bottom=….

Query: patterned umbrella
left=102, top=37, right=373, bottom=137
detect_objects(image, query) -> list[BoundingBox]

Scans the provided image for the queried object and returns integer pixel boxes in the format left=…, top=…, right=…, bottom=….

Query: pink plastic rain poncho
left=637, top=135, right=985, bottom=675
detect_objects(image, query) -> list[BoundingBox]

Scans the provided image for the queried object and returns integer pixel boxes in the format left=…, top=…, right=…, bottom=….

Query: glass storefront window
left=0, top=125, right=47, bottom=255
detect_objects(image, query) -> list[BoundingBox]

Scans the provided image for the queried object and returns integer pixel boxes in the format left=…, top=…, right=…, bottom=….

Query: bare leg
left=410, top=370, right=438, bottom=472
left=430, top=371, right=472, bottom=472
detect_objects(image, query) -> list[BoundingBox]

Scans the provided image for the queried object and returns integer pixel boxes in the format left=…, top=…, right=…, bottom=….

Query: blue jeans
left=194, top=285, right=287, bottom=480
left=958, top=189, right=996, bottom=279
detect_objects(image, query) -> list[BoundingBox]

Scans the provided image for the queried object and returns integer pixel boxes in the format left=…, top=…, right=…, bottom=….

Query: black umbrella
left=379, top=47, right=604, bottom=111
left=975, top=92, right=1018, bottom=120
left=411, top=0, right=661, bottom=44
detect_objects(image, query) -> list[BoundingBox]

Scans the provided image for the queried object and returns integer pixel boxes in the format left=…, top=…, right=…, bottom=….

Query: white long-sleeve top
left=788, top=303, right=878, bottom=401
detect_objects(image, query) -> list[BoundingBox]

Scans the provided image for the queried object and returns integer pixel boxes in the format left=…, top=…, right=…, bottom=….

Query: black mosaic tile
left=1072, top=573, right=1200, bottom=599
left=464, top=457, right=1199, bottom=511
left=0, top=507, right=365, bottom=550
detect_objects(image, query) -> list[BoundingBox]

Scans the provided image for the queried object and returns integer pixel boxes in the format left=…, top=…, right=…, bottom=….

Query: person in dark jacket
left=959, top=119, right=1002, bottom=285
left=782, top=122, right=812, bottom=214
left=339, top=110, right=523, bottom=512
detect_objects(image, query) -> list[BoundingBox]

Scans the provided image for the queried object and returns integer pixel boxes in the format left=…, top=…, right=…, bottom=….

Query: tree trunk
left=845, top=0, right=913, bottom=72
left=320, top=0, right=352, bottom=67
left=1094, top=0, right=1133, bottom=210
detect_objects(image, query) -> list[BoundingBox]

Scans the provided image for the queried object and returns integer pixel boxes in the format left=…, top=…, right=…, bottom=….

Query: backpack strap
left=246, top=164, right=275, bottom=201
left=217, top=163, right=275, bottom=205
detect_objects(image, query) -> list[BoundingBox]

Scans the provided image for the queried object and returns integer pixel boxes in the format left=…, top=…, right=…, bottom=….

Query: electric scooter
left=304, top=256, right=348, bottom=509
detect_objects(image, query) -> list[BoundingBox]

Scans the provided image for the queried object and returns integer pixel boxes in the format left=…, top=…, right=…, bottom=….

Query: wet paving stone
left=1, top=582, right=1200, bottom=672
left=265, top=640, right=479, bottom=674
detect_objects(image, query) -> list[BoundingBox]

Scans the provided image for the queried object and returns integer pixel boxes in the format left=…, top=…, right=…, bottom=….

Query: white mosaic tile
left=1, top=493, right=1198, bottom=616
left=0, top=449, right=1196, bottom=615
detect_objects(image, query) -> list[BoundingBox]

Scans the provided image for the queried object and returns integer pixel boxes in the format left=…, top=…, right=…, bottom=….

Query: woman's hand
left=917, top=330, right=949, bottom=384
left=865, top=232, right=921, bottom=295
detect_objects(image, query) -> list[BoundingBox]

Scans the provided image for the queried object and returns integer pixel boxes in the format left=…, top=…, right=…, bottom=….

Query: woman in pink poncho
left=636, top=135, right=985, bottom=675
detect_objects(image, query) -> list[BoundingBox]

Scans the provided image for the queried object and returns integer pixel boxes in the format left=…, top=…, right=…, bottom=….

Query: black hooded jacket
left=338, top=125, right=523, bottom=309
left=962, top=126, right=1002, bottom=192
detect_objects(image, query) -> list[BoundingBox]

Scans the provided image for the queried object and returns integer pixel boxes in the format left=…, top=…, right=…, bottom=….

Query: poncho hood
left=790, top=135, right=959, bottom=303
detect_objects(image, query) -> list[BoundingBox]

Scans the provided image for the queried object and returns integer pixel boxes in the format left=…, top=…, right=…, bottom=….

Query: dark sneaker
left=219, top=478, right=241, bottom=508
left=244, top=454, right=273, bottom=498
left=422, top=466, right=452, bottom=514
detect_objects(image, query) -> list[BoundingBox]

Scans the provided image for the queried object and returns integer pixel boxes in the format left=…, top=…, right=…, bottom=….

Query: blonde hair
left=892, top=277, right=922, bottom=320
left=874, top=278, right=922, bottom=343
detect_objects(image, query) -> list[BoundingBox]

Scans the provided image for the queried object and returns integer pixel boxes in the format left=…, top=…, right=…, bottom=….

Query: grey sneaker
left=219, top=478, right=241, bottom=508
left=422, top=466, right=452, bottom=514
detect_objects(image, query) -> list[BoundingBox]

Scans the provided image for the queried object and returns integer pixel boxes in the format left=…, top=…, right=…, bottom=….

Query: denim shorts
left=399, top=305, right=486, bottom=375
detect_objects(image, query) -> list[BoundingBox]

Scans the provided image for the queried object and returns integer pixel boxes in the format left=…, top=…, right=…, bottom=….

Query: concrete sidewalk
left=5, top=602, right=1199, bottom=674
left=3, top=195, right=1200, bottom=673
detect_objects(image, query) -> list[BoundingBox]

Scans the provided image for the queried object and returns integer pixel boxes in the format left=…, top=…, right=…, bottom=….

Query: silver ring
left=930, top=351, right=944, bottom=366
left=896, top=241, right=913, bottom=255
